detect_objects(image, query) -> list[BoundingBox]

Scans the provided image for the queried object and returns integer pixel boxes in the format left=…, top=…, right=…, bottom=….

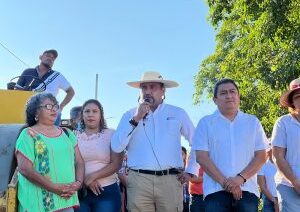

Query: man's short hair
left=213, top=78, right=239, bottom=97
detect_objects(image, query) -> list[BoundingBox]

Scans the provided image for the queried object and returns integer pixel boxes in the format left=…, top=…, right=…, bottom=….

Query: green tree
left=194, top=0, right=300, bottom=136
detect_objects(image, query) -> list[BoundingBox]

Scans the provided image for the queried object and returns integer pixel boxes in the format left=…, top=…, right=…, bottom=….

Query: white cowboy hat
left=127, top=71, right=179, bottom=88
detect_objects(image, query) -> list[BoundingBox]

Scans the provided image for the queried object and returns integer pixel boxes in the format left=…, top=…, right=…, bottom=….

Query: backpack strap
left=62, top=127, right=70, bottom=137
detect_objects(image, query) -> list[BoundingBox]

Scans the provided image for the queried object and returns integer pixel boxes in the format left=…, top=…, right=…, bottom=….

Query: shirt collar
left=290, top=114, right=300, bottom=126
left=151, top=102, right=165, bottom=116
left=215, top=109, right=241, bottom=122
left=36, top=65, right=51, bottom=73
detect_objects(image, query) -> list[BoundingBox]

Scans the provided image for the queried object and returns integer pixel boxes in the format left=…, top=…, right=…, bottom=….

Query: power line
left=0, top=41, right=87, bottom=108
left=0, top=41, right=30, bottom=67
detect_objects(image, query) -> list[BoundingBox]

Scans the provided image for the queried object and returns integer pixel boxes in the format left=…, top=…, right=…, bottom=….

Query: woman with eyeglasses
left=74, top=99, right=123, bottom=212
left=15, top=93, right=85, bottom=212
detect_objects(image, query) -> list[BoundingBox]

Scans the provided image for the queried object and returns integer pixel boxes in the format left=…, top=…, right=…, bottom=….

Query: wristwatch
left=129, top=118, right=138, bottom=127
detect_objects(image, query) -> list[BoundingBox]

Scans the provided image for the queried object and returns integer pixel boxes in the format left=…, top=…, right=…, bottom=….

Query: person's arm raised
left=60, top=86, right=75, bottom=111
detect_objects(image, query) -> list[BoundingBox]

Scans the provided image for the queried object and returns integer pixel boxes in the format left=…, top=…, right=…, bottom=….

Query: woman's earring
left=35, top=116, right=38, bottom=121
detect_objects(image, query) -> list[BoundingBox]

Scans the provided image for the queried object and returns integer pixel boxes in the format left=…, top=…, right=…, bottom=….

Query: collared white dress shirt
left=272, top=114, right=300, bottom=187
left=258, top=160, right=278, bottom=197
left=111, top=103, right=199, bottom=175
left=192, top=110, right=268, bottom=197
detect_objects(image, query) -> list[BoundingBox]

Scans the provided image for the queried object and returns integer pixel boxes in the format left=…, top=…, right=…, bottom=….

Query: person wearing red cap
left=272, top=78, right=300, bottom=212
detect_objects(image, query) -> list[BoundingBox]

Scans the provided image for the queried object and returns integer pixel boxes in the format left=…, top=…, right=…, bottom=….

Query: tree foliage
left=194, top=0, right=300, bottom=136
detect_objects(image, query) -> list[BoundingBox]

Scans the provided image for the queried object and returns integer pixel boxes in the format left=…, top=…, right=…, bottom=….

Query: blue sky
left=0, top=0, right=217, bottom=133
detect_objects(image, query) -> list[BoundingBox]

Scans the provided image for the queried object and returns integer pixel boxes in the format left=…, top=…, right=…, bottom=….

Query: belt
left=191, top=194, right=203, bottom=197
left=130, top=168, right=180, bottom=176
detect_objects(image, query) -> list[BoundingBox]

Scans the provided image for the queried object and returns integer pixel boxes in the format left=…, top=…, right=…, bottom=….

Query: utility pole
left=95, top=73, right=98, bottom=100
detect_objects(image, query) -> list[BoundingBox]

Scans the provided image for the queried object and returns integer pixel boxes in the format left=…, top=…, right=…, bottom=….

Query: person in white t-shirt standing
left=272, top=78, right=300, bottom=212
left=192, top=78, right=268, bottom=212
left=258, top=145, right=279, bottom=212
left=17, top=49, right=75, bottom=125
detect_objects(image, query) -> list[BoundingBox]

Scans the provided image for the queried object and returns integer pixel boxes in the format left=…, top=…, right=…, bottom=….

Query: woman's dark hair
left=213, top=78, right=239, bottom=97
left=80, top=99, right=107, bottom=132
left=26, top=93, right=58, bottom=126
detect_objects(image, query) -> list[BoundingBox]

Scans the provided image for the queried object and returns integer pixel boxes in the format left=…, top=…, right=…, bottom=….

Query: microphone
left=143, top=113, right=148, bottom=120
left=143, top=97, right=151, bottom=120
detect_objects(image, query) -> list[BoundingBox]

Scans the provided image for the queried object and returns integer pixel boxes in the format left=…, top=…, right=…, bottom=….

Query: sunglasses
left=39, top=104, right=59, bottom=112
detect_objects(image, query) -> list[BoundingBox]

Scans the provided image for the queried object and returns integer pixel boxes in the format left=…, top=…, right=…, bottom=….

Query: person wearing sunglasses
left=15, top=93, right=84, bottom=212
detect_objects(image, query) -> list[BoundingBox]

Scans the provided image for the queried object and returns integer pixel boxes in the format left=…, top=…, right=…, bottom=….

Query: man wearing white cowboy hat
left=272, top=78, right=300, bottom=212
left=111, top=71, right=199, bottom=212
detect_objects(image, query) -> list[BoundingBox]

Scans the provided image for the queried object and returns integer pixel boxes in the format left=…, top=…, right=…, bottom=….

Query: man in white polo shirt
left=111, top=71, right=199, bottom=212
left=192, top=78, right=268, bottom=212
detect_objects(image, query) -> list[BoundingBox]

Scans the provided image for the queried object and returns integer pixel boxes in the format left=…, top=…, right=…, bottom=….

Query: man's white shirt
left=111, top=103, right=199, bottom=175
left=192, top=110, right=268, bottom=197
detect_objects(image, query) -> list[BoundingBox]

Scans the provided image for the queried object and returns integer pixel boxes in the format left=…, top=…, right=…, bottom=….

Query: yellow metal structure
left=0, top=89, right=34, bottom=211
left=0, top=169, right=18, bottom=212
left=6, top=169, right=18, bottom=212
left=0, top=89, right=35, bottom=124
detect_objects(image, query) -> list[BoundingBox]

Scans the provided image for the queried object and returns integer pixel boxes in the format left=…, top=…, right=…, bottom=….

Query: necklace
left=84, top=128, right=100, bottom=136
left=33, top=125, right=60, bottom=137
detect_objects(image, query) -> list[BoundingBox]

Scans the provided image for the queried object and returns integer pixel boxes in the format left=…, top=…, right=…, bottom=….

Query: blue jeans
left=277, top=184, right=300, bottom=212
left=75, top=182, right=121, bottom=212
left=190, top=194, right=205, bottom=212
left=205, top=191, right=258, bottom=212
left=262, top=194, right=275, bottom=212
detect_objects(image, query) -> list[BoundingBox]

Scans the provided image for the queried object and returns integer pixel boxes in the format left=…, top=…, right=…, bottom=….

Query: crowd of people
left=13, top=49, right=300, bottom=212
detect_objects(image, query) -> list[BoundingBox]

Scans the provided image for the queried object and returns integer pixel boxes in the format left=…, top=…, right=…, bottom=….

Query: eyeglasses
left=39, top=104, right=59, bottom=112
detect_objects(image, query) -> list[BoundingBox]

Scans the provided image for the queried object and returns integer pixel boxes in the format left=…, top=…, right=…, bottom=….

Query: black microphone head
left=144, top=96, right=155, bottom=104
left=144, top=98, right=151, bottom=103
